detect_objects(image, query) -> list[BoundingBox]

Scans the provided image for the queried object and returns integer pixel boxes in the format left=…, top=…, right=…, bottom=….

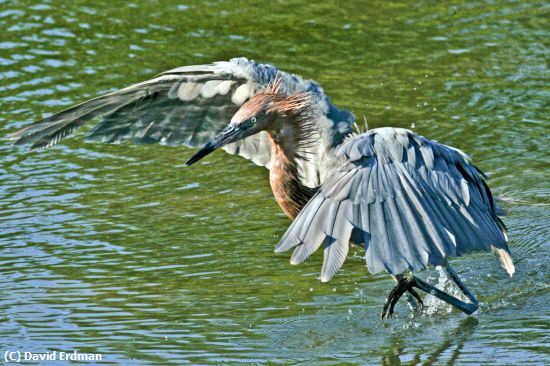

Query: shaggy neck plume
left=266, top=93, right=318, bottom=219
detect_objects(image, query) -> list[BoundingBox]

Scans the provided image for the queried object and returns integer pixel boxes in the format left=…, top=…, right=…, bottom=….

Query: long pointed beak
left=185, top=123, right=240, bottom=167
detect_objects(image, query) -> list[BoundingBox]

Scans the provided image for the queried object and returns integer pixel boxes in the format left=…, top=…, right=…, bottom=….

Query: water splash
left=422, top=266, right=465, bottom=316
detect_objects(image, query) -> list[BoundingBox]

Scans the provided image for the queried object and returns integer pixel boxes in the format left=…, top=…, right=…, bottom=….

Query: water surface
left=0, top=0, right=548, bottom=364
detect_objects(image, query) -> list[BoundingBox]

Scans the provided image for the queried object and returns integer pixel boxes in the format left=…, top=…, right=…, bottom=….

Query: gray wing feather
left=8, top=60, right=253, bottom=150
left=276, top=127, right=511, bottom=279
left=320, top=200, right=353, bottom=282
left=8, top=58, right=354, bottom=175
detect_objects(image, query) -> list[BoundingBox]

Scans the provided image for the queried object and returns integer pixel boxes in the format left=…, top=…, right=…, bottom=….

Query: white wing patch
left=200, top=80, right=236, bottom=99
left=231, top=81, right=255, bottom=105
left=178, top=82, right=202, bottom=101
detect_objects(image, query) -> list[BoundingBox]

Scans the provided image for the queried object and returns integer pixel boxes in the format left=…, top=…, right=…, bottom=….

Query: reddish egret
left=8, top=58, right=514, bottom=318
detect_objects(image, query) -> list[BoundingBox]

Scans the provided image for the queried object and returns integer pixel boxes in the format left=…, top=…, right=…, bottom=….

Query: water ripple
left=0, top=0, right=548, bottom=364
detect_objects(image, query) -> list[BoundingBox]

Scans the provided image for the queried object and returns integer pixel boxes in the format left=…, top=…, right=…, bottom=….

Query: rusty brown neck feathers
left=264, top=93, right=318, bottom=219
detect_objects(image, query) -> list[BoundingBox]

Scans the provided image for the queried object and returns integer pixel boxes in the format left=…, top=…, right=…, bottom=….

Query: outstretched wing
left=7, top=57, right=352, bottom=172
left=276, top=127, right=513, bottom=281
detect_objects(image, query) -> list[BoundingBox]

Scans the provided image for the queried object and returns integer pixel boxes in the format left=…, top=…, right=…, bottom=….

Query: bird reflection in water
left=382, top=316, right=479, bottom=365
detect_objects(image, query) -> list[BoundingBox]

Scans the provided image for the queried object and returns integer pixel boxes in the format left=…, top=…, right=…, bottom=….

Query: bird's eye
left=250, top=117, right=257, bottom=125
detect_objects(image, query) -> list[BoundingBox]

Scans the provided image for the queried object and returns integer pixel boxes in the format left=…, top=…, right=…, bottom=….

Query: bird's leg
left=380, top=274, right=423, bottom=319
left=441, top=263, right=478, bottom=311
left=381, top=263, right=478, bottom=319
left=410, top=262, right=478, bottom=315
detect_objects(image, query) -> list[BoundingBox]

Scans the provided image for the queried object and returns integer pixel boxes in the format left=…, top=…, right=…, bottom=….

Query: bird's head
left=184, top=93, right=274, bottom=167
left=185, top=89, right=311, bottom=167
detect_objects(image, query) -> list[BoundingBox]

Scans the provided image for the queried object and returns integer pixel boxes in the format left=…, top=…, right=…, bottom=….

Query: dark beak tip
left=183, top=159, right=196, bottom=167
left=184, top=157, right=199, bottom=167
left=184, top=123, right=239, bottom=167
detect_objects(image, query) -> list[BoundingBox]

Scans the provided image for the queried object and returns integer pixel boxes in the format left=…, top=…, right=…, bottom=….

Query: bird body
left=7, top=57, right=514, bottom=318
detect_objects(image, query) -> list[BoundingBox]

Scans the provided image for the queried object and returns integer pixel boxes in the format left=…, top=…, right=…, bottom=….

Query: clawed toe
left=407, top=287, right=424, bottom=308
left=380, top=277, right=419, bottom=320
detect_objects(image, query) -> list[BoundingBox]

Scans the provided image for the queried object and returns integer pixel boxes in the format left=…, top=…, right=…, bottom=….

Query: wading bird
left=8, top=58, right=515, bottom=318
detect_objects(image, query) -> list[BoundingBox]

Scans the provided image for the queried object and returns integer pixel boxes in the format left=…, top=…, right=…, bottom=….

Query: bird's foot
left=405, top=287, right=424, bottom=310
left=380, top=277, right=422, bottom=319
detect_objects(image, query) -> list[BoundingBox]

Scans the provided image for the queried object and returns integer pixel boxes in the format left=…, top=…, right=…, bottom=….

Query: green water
left=1, top=0, right=548, bottom=364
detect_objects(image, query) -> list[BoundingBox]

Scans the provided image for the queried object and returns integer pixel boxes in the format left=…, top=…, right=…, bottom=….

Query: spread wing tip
left=493, top=247, right=515, bottom=277
left=319, top=274, right=332, bottom=283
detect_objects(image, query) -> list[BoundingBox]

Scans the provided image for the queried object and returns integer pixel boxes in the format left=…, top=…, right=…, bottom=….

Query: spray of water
left=422, top=266, right=466, bottom=316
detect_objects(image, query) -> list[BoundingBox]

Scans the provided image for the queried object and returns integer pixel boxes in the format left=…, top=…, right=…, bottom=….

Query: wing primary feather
left=394, top=165, right=448, bottom=260
left=320, top=201, right=353, bottom=282
left=382, top=163, right=424, bottom=272
left=289, top=201, right=330, bottom=264
left=276, top=194, right=325, bottom=253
